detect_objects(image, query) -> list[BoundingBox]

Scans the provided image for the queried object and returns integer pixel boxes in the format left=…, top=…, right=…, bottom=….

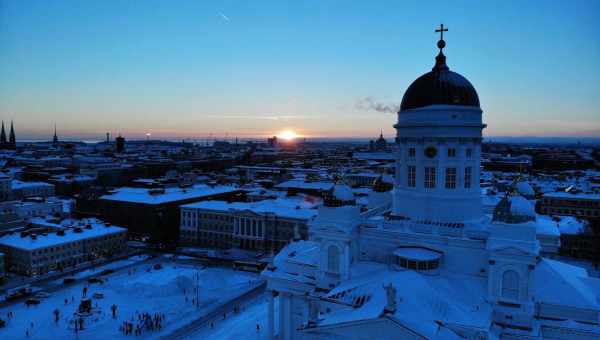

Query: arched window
left=327, top=245, right=340, bottom=273
left=502, top=270, right=519, bottom=300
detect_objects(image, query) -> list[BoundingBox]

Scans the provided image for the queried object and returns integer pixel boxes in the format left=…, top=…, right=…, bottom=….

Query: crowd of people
left=119, top=311, right=165, bottom=336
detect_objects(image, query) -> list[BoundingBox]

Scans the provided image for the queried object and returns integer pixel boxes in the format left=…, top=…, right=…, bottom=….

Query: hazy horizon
left=1, top=1, right=599, bottom=139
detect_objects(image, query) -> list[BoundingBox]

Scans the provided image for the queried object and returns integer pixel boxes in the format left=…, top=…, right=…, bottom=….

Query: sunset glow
left=277, top=130, right=300, bottom=141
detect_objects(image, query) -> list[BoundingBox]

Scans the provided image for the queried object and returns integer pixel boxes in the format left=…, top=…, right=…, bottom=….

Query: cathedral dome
left=399, top=52, right=480, bottom=112
left=324, top=183, right=355, bottom=207
left=493, top=194, right=536, bottom=224
left=515, top=181, right=535, bottom=199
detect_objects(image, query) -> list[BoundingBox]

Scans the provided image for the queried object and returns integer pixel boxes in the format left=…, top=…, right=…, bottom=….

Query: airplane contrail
left=219, top=12, right=230, bottom=22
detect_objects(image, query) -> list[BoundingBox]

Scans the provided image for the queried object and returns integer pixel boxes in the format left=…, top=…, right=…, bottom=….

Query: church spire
left=0, top=121, right=6, bottom=144
left=9, top=120, right=15, bottom=146
left=53, top=124, right=59, bottom=145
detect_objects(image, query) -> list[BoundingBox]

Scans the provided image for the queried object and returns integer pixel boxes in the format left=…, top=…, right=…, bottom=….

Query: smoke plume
left=355, top=97, right=399, bottom=114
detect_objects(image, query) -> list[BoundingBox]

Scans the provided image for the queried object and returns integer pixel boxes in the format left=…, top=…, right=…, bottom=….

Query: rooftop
left=11, top=180, right=54, bottom=189
left=544, top=191, right=600, bottom=201
left=100, top=184, right=239, bottom=205
left=181, top=198, right=318, bottom=220
left=0, top=219, right=126, bottom=251
left=275, top=179, right=334, bottom=191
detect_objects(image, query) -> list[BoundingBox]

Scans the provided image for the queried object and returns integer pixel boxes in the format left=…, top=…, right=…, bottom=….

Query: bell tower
left=392, top=25, right=486, bottom=223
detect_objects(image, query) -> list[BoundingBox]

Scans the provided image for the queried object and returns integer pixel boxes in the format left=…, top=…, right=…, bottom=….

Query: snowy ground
left=0, top=255, right=260, bottom=340
left=182, top=294, right=278, bottom=340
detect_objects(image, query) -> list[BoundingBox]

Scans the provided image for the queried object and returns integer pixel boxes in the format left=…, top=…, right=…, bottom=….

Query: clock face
left=424, top=146, right=437, bottom=158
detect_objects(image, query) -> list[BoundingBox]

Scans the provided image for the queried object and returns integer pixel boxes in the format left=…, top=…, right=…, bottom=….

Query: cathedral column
left=268, top=290, right=275, bottom=340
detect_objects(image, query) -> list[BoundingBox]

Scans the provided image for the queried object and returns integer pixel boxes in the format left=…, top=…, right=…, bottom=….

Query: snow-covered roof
left=275, top=179, right=334, bottom=191
left=345, top=172, right=380, bottom=178
left=532, top=258, right=600, bottom=309
left=181, top=198, right=318, bottom=220
left=11, top=180, right=54, bottom=189
left=50, top=174, right=95, bottom=182
left=544, top=191, right=600, bottom=201
left=262, top=240, right=320, bottom=285
left=537, top=215, right=586, bottom=235
left=0, top=222, right=126, bottom=251
left=352, top=152, right=394, bottom=161
left=535, top=215, right=561, bottom=236
left=393, top=247, right=442, bottom=261
left=273, top=240, right=320, bottom=268
left=100, top=184, right=239, bottom=205
left=318, top=266, right=491, bottom=338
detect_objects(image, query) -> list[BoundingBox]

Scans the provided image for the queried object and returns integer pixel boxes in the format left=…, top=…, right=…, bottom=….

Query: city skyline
left=1, top=1, right=599, bottom=140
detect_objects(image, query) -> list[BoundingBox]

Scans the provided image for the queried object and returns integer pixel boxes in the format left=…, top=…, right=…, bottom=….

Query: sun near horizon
left=277, top=130, right=300, bottom=141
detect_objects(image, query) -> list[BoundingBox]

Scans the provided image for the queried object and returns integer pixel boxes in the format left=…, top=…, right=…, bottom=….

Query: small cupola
left=493, top=192, right=536, bottom=224
left=372, top=175, right=393, bottom=193
left=324, top=183, right=355, bottom=207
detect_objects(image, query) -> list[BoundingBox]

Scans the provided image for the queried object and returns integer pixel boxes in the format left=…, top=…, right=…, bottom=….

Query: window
left=424, top=167, right=436, bottom=188
left=502, top=270, right=519, bottom=300
left=327, top=245, right=340, bottom=273
left=447, top=148, right=456, bottom=157
left=445, top=168, right=457, bottom=189
left=466, top=148, right=472, bottom=159
left=408, top=147, right=416, bottom=159
left=407, top=166, right=416, bottom=187
left=464, top=167, right=472, bottom=188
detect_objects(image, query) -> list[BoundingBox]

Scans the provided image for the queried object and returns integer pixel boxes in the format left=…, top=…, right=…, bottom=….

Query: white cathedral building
left=261, top=28, right=600, bottom=339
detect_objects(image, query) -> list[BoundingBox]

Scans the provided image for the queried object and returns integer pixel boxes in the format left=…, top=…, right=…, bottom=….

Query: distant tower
left=116, top=135, right=125, bottom=153
left=106, top=132, right=110, bottom=144
left=0, top=121, right=6, bottom=145
left=8, top=121, right=16, bottom=149
left=53, top=124, right=59, bottom=145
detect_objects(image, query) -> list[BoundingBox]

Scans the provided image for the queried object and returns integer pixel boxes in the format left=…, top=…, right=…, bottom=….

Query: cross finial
left=435, top=24, right=448, bottom=52
left=435, top=24, right=448, bottom=41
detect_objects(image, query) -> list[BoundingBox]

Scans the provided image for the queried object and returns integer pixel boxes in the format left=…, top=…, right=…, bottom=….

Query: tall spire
left=9, top=120, right=15, bottom=145
left=53, top=123, right=58, bottom=144
left=0, top=121, right=6, bottom=144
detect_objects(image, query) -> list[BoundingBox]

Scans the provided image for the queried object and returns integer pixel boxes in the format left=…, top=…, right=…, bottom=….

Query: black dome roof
left=400, top=53, right=480, bottom=111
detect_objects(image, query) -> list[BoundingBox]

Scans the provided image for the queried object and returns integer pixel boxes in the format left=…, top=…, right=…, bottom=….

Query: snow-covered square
left=0, top=255, right=261, bottom=339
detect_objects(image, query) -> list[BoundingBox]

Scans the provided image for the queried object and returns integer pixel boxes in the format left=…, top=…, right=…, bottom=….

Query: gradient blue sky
left=1, top=0, right=599, bottom=140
